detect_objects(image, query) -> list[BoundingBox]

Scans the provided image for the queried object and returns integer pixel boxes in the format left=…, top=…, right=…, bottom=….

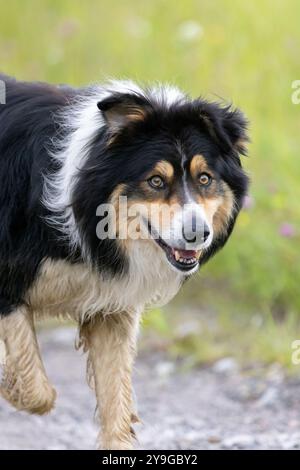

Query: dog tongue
left=172, top=248, right=197, bottom=259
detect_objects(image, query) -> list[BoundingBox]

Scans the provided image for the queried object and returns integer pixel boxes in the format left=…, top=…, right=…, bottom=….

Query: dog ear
left=199, top=102, right=249, bottom=157
left=97, top=93, right=151, bottom=133
left=219, top=106, right=249, bottom=156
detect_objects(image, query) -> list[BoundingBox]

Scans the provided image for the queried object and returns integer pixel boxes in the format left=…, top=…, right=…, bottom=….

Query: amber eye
left=148, top=175, right=165, bottom=189
left=198, top=172, right=212, bottom=186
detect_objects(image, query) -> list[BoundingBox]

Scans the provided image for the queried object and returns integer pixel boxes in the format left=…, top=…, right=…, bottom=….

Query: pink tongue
left=172, top=249, right=197, bottom=259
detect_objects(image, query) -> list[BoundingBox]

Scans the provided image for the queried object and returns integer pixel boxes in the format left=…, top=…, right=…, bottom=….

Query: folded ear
left=97, top=93, right=152, bottom=134
left=199, top=102, right=249, bottom=157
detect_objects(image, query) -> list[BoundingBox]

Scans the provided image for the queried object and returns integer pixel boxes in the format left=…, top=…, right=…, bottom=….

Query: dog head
left=71, top=83, right=249, bottom=276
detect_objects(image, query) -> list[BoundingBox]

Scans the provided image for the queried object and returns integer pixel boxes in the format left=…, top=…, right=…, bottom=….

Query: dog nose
left=182, top=214, right=210, bottom=244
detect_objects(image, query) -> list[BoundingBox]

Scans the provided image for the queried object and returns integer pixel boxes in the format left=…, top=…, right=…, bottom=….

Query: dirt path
left=0, top=327, right=300, bottom=450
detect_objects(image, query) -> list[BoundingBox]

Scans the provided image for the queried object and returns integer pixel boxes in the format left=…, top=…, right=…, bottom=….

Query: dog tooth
left=174, top=250, right=180, bottom=261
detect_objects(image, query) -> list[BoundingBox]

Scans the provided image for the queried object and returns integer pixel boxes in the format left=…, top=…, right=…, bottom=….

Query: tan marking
left=201, top=197, right=223, bottom=225
left=212, top=183, right=235, bottom=235
left=194, top=182, right=234, bottom=236
left=106, top=105, right=147, bottom=130
left=115, top=197, right=182, bottom=245
left=168, top=193, right=183, bottom=207
left=110, top=183, right=126, bottom=205
left=190, top=154, right=210, bottom=179
left=109, top=172, right=179, bottom=245
left=106, top=106, right=148, bottom=146
left=190, top=155, right=235, bottom=236
left=150, top=161, right=174, bottom=182
left=109, top=166, right=234, bottom=249
left=109, top=183, right=129, bottom=241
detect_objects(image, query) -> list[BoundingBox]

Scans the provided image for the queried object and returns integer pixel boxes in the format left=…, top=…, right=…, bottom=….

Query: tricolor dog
left=0, top=74, right=249, bottom=449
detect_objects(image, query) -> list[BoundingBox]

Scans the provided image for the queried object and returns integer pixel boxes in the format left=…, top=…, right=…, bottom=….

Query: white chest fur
left=27, top=242, right=183, bottom=323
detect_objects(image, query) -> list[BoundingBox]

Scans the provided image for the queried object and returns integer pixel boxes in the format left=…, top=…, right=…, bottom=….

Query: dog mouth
left=146, top=222, right=200, bottom=273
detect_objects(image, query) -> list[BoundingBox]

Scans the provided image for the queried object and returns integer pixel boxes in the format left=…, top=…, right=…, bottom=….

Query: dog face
left=72, top=88, right=249, bottom=276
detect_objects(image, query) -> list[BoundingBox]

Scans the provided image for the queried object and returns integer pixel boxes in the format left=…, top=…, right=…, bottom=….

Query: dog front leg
left=81, top=311, right=139, bottom=450
left=0, top=306, right=56, bottom=414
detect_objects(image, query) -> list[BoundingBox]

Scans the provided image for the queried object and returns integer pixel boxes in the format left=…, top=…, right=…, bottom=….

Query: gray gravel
left=1, top=327, right=300, bottom=450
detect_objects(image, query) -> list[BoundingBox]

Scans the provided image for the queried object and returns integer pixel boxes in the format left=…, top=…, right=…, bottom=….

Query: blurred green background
left=0, top=0, right=299, bottom=368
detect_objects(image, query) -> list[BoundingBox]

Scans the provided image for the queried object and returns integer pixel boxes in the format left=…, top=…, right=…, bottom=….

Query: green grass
left=143, top=305, right=300, bottom=372
left=0, top=0, right=299, bottom=365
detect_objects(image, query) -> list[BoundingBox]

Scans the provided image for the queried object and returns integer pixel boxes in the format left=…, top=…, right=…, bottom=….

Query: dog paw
left=0, top=369, right=56, bottom=415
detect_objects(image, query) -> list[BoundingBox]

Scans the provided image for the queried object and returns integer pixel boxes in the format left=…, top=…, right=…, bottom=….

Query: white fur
left=29, top=242, right=182, bottom=323
left=43, top=89, right=104, bottom=253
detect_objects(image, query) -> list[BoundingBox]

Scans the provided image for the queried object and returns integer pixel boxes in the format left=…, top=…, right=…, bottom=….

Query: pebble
left=222, top=434, right=258, bottom=449
left=212, top=357, right=239, bottom=374
left=155, top=361, right=176, bottom=378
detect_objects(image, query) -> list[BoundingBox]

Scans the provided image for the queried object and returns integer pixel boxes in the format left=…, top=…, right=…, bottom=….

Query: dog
left=0, top=74, right=249, bottom=449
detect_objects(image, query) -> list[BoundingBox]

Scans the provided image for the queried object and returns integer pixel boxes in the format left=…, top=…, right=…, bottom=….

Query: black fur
left=0, top=75, right=79, bottom=314
left=0, top=75, right=249, bottom=316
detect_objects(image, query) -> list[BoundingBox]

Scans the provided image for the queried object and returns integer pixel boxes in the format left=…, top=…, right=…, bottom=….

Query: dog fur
left=0, top=74, right=249, bottom=449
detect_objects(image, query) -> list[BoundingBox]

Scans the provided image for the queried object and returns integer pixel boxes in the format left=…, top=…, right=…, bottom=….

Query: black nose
left=182, top=215, right=210, bottom=244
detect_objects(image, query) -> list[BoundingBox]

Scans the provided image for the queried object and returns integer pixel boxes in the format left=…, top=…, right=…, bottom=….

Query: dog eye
left=198, top=173, right=212, bottom=186
left=148, top=175, right=165, bottom=189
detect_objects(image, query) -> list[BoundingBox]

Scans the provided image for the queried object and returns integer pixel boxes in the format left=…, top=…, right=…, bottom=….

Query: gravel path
left=0, top=327, right=300, bottom=450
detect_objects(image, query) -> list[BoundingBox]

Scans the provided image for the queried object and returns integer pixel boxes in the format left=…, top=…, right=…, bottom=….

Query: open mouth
left=147, top=222, right=200, bottom=273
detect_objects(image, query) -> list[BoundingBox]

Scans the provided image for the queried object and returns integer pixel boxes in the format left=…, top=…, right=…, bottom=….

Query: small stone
left=208, top=435, right=222, bottom=444
left=212, top=357, right=238, bottom=374
left=256, top=387, right=278, bottom=408
left=155, top=361, right=175, bottom=378
left=222, top=434, right=257, bottom=449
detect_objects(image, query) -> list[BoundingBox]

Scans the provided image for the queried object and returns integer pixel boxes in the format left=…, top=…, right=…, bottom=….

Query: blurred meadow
left=0, top=0, right=299, bottom=369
